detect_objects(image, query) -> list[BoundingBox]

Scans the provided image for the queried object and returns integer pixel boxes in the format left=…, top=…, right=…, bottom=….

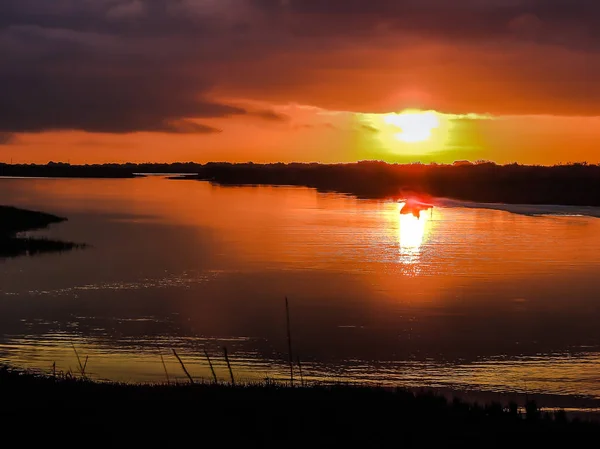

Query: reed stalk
left=71, top=343, right=87, bottom=379
left=285, top=297, right=294, bottom=386
left=223, top=347, right=235, bottom=386
left=204, top=349, right=218, bottom=384
left=172, top=349, right=194, bottom=384
left=297, top=356, right=304, bottom=387
left=160, top=353, right=170, bottom=385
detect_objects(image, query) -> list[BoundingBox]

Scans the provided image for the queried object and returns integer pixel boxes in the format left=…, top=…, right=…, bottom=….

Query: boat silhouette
left=400, top=198, right=434, bottom=218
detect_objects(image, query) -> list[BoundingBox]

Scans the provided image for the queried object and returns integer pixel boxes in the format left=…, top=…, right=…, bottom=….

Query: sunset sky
left=1, top=0, right=599, bottom=165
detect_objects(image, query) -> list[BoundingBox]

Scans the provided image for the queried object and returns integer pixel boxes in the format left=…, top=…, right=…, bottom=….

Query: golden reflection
left=398, top=202, right=431, bottom=264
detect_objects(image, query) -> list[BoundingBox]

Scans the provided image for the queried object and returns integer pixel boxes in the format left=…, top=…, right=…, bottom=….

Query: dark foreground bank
left=1, top=368, right=598, bottom=448
left=0, top=205, right=83, bottom=257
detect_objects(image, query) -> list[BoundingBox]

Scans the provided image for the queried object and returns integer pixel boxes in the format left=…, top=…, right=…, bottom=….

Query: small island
left=0, top=205, right=83, bottom=258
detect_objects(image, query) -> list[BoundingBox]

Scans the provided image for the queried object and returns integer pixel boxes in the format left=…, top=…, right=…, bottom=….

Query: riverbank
left=191, top=161, right=600, bottom=206
left=0, top=366, right=598, bottom=447
left=0, top=205, right=66, bottom=235
left=0, top=205, right=83, bottom=257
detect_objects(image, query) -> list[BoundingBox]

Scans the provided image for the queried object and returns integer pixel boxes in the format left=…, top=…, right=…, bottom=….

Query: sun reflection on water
left=398, top=202, right=431, bottom=265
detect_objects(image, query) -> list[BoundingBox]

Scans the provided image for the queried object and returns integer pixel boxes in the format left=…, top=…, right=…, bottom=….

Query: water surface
left=1, top=177, right=600, bottom=403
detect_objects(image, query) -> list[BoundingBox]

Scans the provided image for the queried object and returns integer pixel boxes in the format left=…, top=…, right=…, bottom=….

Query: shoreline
left=5, top=358, right=600, bottom=419
left=0, top=205, right=83, bottom=257
left=4, top=363, right=600, bottom=416
left=2, top=161, right=600, bottom=207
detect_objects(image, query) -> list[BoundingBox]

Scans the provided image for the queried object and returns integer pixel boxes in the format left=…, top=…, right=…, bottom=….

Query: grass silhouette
left=0, top=365, right=598, bottom=448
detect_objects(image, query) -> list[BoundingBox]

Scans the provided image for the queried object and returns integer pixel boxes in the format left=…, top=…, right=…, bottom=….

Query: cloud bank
left=1, top=0, right=599, bottom=135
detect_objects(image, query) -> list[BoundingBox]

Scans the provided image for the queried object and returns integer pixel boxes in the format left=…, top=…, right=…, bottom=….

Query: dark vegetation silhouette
left=193, top=161, right=600, bottom=206
left=0, top=161, right=140, bottom=178
left=0, top=205, right=83, bottom=257
left=0, top=205, right=65, bottom=235
left=3, top=161, right=599, bottom=206
left=0, top=161, right=197, bottom=178
left=0, top=366, right=598, bottom=448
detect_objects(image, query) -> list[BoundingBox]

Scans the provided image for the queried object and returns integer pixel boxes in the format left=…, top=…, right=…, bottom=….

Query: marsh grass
left=0, top=236, right=85, bottom=257
left=204, top=349, right=218, bottom=384
left=223, top=347, right=235, bottom=386
left=0, top=205, right=86, bottom=258
left=297, top=356, right=304, bottom=387
left=285, top=296, right=294, bottom=387
left=160, top=353, right=170, bottom=385
left=172, top=349, right=194, bottom=384
left=71, top=343, right=89, bottom=379
left=1, top=363, right=598, bottom=448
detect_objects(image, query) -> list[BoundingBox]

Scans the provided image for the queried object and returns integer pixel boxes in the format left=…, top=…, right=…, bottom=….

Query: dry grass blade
left=204, top=349, right=218, bottom=384
left=71, top=343, right=87, bottom=379
left=297, top=356, right=304, bottom=387
left=160, top=353, right=170, bottom=385
left=223, top=347, right=235, bottom=386
left=285, top=297, right=294, bottom=387
left=172, top=349, right=194, bottom=384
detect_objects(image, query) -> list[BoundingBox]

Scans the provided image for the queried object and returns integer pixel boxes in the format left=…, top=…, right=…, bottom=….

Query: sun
left=357, top=109, right=451, bottom=158
left=384, top=110, right=440, bottom=143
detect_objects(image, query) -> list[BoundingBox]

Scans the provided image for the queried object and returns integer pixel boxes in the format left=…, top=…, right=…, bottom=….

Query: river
left=1, top=176, right=600, bottom=407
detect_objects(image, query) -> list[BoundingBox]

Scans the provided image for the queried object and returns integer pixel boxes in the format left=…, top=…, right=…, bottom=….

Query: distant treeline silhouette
left=0, top=161, right=200, bottom=178
left=2, top=161, right=600, bottom=206
left=195, top=161, right=600, bottom=206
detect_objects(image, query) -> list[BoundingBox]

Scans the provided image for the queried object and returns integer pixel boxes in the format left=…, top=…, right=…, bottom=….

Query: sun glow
left=357, top=109, right=452, bottom=160
left=384, top=110, right=440, bottom=143
left=357, top=109, right=490, bottom=160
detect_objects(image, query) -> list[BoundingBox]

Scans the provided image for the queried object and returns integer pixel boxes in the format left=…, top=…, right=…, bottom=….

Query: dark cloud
left=0, top=66, right=244, bottom=133
left=253, top=0, right=600, bottom=45
left=1, top=0, right=600, bottom=136
left=250, top=109, right=291, bottom=122
left=159, top=120, right=222, bottom=134
left=0, top=21, right=246, bottom=134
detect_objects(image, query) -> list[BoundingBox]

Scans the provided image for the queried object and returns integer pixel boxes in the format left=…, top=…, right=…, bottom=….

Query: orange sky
left=4, top=108, right=600, bottom=166
left=1, top=1, right=599, bottom=165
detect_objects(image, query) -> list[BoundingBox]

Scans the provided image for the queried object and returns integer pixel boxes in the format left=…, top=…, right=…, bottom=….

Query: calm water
left=2, top=177, right=600, bottom=401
